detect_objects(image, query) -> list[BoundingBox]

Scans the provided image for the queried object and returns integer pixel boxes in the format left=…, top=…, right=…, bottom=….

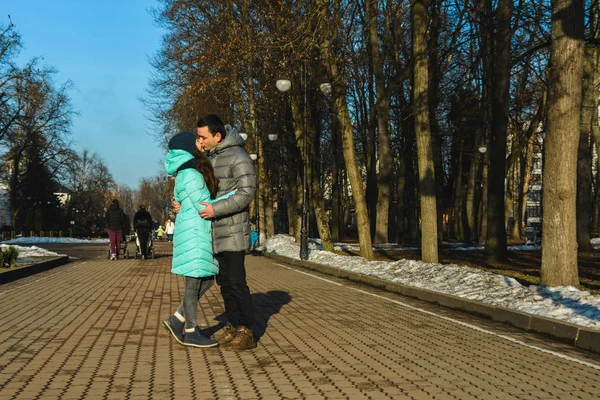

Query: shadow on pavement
left=203, top=290, right=292, bottom=342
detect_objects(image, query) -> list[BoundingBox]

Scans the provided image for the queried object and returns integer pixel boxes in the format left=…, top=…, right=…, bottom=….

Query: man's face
left=196, top=126, right=221, bottom=152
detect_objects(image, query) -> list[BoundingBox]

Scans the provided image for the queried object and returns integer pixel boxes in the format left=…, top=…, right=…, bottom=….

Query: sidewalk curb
left=263, top=252, right=600, bottom=354
left=0, top=256, right=70, bottom=285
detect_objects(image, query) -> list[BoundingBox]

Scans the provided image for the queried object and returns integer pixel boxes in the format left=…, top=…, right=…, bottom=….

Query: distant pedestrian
left=165, top=219, right=174, bottom=242
left=133, top=205, right=153, bottom=260
left=162, top=131, right=234, bottom=348
left=104, top=199, right=124, bottom=260
left=155, top=225, right=165, bottom=241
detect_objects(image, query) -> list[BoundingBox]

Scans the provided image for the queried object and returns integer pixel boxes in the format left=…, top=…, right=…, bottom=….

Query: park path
left=0, top=242, right=599, bottom=399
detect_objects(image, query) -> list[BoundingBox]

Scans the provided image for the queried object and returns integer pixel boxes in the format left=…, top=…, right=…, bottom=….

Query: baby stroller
left=134, top=229, right=155, bottom=259
left=107, top=235, right=129, bottom=259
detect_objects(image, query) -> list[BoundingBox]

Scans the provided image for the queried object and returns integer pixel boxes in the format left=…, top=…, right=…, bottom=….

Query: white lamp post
left=277, top=76, right=308, bottom=259
left=276, top=74, right=332, bottom=260
left=319, top=83, right=332, bottom=96
left=276, top=79, right=291, bottom=93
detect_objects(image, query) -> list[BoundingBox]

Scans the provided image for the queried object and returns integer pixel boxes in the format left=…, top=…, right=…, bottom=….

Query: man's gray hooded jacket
left=207, top=129, right=256, bottom=253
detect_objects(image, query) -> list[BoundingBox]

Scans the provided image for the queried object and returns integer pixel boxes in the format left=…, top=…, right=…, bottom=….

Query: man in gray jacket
left=195, top=114, right=257, bottom=351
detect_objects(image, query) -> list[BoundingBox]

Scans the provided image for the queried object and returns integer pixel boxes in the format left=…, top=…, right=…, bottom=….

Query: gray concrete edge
left=0, top=256, right=71, bottom=285
left=262, top=251, right=600, bottom=354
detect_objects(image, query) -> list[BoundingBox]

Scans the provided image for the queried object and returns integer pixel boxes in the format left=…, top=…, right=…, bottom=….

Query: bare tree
left=540, top=0, right=584, bottom=286
left=412, top=0, right=438, bottom=263
left=484, top=0, right=512, bottom=262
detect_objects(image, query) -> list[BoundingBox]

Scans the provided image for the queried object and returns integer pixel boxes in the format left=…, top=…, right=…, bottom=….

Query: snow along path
left=263, top=234, right=600, bottom=330
left=1, top=244, right=67, bottom=266
left=2, top=237, right=109, bottom=245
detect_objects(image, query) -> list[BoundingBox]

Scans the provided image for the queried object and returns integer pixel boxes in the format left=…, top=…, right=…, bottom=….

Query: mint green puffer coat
left=165, top=149, right=232, bottom=278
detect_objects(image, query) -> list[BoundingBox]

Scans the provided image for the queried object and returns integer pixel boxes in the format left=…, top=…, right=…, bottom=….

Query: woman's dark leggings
left=176, top=276, right=214, bottom=330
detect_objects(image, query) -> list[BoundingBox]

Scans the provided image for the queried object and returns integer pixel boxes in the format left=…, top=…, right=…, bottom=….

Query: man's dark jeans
left=216, top=250, right=253, bottom=328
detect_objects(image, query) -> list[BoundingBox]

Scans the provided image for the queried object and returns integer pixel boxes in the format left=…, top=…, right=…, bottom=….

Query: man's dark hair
left=197, top=114, right=226, bottom=140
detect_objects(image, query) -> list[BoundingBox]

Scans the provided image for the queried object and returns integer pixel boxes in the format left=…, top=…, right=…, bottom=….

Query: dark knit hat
left=168, top=131, right=196, bottom=154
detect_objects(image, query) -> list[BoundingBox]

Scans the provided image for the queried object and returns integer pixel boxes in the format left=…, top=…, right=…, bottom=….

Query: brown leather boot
left=215, top=324, right=237, bottom=345
left=223, top=326, right=256, bottom=351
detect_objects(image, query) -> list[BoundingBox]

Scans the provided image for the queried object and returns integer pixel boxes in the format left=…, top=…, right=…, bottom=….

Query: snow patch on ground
left=1, top=244, right=66, bottom=266
left=265, top=234, right=600, bottom=330
left=1, top=237, right=109, bottom=245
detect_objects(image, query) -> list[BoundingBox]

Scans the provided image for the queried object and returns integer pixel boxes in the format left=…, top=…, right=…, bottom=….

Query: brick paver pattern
left=0, top=242, right=599, bottom=399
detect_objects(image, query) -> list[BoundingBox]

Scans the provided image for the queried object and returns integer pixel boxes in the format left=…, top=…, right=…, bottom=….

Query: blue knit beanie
left=168, top=131, right=196, bottom=154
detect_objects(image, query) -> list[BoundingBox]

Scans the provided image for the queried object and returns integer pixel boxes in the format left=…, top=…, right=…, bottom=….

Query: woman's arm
left=210, top=190, right=236, bottom=203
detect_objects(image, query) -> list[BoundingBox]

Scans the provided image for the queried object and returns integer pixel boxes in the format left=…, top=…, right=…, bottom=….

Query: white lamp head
left=276, top=79, right=291, bottom=92
left=478, top=145, right=487, bottom=154
left=319, top=83, right=332, bottom=96
left=249, top=153, right=258, bottom=161
left=268, top=134, right=278, bottom=141
left=239, top=133, right=248, bottom=141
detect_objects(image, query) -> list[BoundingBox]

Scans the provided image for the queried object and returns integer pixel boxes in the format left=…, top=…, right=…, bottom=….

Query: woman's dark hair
left=192, top=148, right=219, bottom=198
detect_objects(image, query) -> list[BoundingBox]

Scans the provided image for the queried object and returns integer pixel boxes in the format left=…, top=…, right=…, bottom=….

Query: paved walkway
left=1, top=242, right=599, bottom=399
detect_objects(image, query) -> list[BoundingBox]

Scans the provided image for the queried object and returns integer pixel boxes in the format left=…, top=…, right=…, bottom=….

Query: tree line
left=146, top=0, right=597, bottom=287
left=0, top=20, right=172, bottom=234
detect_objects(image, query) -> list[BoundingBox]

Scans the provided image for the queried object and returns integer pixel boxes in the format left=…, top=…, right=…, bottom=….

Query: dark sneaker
left=183, top=327, right=218, bottom=348
left=215, top=324, right=237, bottom=345
left=162, top=315, right=184, bottom=345
left=223, top=326, right=256, bottom=351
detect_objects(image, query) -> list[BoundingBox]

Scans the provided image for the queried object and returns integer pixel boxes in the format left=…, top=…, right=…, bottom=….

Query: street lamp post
left=276, top=76, right=309, bottom=260
left=276, top=72, right=330, bottom=260
left=248, top=146, right=260, bottom=249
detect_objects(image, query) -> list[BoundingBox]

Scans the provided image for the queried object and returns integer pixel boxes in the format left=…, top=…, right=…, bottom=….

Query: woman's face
left=195, top=134, right=205, bottom=153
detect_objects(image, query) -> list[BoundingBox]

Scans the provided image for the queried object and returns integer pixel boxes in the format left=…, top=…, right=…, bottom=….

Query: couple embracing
left=162, top=114, right=256, bottom=351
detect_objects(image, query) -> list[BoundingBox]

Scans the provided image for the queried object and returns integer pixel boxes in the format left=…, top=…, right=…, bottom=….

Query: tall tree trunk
left=428, top=0, right=444, bottom=246
left=290, top=94, right=334, bottom=252
left=484, top=0, right=512, bottom=262
left=576, top=39, right=598, bottom=251
left=319, top=1, right=374, bottom=260
left=367, top=0, right=393, bottom=244
left=331, top=112, right=341, bottom=241
left=480, top=152, right=489, bottom=240
left=265, top=182, right=275, bottom=239
left=477, top=0, right=493, bottom=244
left=594, top=157, right=600, bottom=235
left=396, top=158, right=406, bottom=245
left=413, top=0, right=438, bottom=263
left=405, top=118, right=419, bottom=241
left=506, top=133, right=519, bottom=239
left=519, top=133, right=536, bottom=234
left=294, top=176, right=302, bottom=243
left=541, top=0, right=584, bottom=286
left=465, top=127, right=482, bottom=244
left=284, top=172, right=297, bottom=237
left=362, top=29, right=379, bottom=240
left=452, top=144, right=464, bottom=240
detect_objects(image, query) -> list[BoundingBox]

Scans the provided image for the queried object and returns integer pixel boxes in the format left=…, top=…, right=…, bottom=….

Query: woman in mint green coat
left=162, top=131, right=233, bottom=349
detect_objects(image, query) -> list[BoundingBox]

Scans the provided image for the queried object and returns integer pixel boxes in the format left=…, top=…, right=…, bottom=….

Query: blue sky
left=4, top=0, right=166, bottom=187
